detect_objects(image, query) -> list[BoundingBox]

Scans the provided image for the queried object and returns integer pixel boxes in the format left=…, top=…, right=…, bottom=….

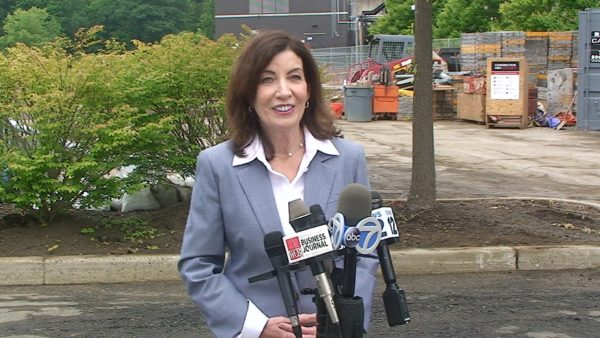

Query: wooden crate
left=485, top=57, right=529, bottom=129
left=457, top=92, right=486, bottom=123
left=433, top=87, right=455, bottom=120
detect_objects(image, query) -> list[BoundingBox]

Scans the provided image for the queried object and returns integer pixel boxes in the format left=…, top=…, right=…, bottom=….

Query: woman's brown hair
left=226, top=30, right=340, bottom=157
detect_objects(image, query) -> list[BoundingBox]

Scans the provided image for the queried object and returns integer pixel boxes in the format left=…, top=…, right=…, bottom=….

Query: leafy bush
left=117, top=32, right=242, bottom=180
left=0, top=29, right=243, bottom=224
left=0, top=38, right=162, bottom=223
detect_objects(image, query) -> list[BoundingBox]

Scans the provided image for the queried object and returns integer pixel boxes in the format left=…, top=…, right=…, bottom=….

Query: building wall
left=215, top=0, right=366, bottom=48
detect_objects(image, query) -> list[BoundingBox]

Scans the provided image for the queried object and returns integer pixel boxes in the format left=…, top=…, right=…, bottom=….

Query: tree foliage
left=434, top=0, right=501, bottom=38
left=8, top=0, right=214, bottom=44
left=373, top=0, right=600, bottom=38
left=0, top=29, right=240, bottom=223
left=369, top=0, right=448, bottom=37
left=117, top=32, right=241, bottom=180
left=494, top=0, right=600, bottom=31
left=0, top=0, right=18, bottom=33
left=0, top=7, right=62, bottom=48
left=369, top=0, right=416, bottom=36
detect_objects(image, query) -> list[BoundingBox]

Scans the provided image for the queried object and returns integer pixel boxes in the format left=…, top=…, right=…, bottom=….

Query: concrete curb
left=2, top=246, right=600, bottom=286
left=516, top=245, right=600, bottom=271
left=0, top=255, right=180, bottom=286
left=390, top=246, right=516, bottom=275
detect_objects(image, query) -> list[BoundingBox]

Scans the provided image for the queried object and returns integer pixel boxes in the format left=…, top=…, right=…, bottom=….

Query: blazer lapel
left=235, top=152, right=337, bottom=235
left=304, top=151, right=337, bottom=212
left=236, top=161, right=281, bottom=235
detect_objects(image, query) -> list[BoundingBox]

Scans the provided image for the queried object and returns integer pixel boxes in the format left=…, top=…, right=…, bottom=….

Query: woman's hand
left=259, top=313, right=317, bottom=338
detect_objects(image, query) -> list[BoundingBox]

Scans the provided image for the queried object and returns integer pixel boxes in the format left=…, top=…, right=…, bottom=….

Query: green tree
left=0, top=7, right=62, bottom=48
left=0, top=0, right=18, bottom=34
left=14, top=0, right=212, bottom=43
left=15, top=0, right=92, bottom=37
left=434, top=0, right=501, bottom=38
left=192, top=0, right=215, bottom=38
left=369, top=0, right=416, bottom=36
left=494, top=0, right=600, bottom=31
left=84, top=0, right=196, bottom=43
left=369, top=0, right=448, bottom=36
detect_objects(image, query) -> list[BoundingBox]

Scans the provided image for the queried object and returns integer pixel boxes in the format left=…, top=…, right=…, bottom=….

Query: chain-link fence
left=312, top=38, right=461, bottom=86
left=311, top=45, right=370, bottom=86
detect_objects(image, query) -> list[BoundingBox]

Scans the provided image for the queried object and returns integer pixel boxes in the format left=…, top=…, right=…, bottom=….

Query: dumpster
left=577, top=8, right=600, bottom=130
left=343, top=86, right=373, bottom=122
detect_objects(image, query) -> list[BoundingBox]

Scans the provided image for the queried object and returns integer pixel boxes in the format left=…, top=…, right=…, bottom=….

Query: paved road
left=339, top=120, right=600, bottom=202
left=2, top=269, right=599, bottom=337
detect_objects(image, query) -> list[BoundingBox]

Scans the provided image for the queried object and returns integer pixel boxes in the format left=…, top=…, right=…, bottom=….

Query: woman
left=179, top=30, right=378, bottom=338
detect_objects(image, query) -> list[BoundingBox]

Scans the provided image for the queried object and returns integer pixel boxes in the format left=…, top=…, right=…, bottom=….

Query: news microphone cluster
left=250, top=183, right=409, bottom=338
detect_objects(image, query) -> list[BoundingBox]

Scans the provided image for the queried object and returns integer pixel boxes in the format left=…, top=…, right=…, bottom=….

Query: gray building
left=215, top=1, right=385, bottom=48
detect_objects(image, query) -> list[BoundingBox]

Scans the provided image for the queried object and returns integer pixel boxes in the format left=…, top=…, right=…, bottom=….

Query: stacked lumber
left=460, top=30, right=579, bottom=87
left=548, top=31, right=578, bottom=70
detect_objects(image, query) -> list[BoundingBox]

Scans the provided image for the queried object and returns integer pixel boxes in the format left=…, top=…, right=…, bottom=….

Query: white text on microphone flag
left=283, top=225, right=335, bottom=264
left=372, top=207, right=399, bottom=240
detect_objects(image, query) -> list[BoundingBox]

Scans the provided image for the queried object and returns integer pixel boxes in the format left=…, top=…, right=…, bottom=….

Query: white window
left=249, top=0, right=289, bottom=14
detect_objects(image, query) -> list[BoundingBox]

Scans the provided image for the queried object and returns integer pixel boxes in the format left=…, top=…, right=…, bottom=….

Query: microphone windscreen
left=288, top=198, right=310, bottom=222
left=309, top=204, right=327, bottom=226
left=264, top=231, right=285, bottom=257
left=337, top=183, right=372, bottom=225
left=371, top=191, right=383, bottom=209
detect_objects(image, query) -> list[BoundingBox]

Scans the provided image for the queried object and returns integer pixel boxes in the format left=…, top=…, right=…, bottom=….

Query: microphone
left=264, top=231, right=303, bottom=338
left=287, top=200, right=340, bottom=326
left=336, top=183, right=374, bottom=297
left=371, top=192, right=410, bottom=326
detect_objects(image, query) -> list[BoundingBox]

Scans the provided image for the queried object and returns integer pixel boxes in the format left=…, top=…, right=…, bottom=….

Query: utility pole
left=408, top=0, right=436, bottom=210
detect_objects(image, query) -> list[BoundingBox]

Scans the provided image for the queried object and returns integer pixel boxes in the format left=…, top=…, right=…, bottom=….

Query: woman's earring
left=305, top=101, right=310, bottom=109
left=248, top=105, right=253, bottom=112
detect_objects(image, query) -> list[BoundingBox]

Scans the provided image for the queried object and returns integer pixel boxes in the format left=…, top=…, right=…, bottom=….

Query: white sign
left=283, top=225, right=334, bottom=264
left=372, top=207, right=399, bottom=241
left=490, top=74, right=520, bottom=100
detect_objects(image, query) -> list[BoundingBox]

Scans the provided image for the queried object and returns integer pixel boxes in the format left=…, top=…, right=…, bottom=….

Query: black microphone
left=264, top=231, right=302, bottom=338
left=371, top=192, right=410, bottom=326
left=337, top=183, right=373, bottom=297
left=288, top=200, right=340, bottom=326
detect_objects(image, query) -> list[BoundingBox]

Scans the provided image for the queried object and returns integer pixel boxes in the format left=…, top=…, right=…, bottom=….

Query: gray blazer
left=179, top=137, right=379, bottom=338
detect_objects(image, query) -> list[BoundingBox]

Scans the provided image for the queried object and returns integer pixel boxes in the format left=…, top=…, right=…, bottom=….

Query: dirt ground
left=1, top=198, right=599, bottom=257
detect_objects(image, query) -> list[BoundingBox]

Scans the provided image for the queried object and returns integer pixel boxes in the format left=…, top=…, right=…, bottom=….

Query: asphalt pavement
left=2, top=269, right=599, bottom=337
left=2, top=120, right=600, bottom=286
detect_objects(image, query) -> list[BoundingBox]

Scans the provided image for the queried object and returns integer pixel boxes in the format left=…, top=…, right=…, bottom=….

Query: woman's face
left=253, top=49, right=309, bottom=136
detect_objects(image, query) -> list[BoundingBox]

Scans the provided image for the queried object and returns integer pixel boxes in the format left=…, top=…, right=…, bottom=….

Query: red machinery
left=345, top=34, right=447, bottom=89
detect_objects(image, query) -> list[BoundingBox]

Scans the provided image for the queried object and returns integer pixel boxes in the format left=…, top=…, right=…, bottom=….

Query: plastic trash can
left=343, top=86, right=373, bottom=122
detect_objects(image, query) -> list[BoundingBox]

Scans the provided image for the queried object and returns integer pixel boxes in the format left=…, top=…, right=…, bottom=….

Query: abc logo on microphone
left=328, top=213, right=382, bottom=254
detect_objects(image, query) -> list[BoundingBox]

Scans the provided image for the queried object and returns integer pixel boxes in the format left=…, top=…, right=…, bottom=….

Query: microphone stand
left=330, top=248, right=365, bottom=338
left=371, top=192, right=411, bottom=326
left=301, top=287, right=341, bottom=338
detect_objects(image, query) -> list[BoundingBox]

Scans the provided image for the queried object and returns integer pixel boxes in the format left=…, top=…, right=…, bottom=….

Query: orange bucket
left=330, top=102, right=344, bottom=119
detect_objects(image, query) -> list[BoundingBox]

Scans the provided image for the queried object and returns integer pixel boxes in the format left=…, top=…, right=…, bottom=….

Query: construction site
left=314, top=8, right=600, bottom=132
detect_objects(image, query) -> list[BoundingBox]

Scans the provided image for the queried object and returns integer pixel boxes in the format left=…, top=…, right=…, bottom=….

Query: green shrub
left=0, top=38, right=162, bottom=223
left=0, top=29, right=244, bottom=224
